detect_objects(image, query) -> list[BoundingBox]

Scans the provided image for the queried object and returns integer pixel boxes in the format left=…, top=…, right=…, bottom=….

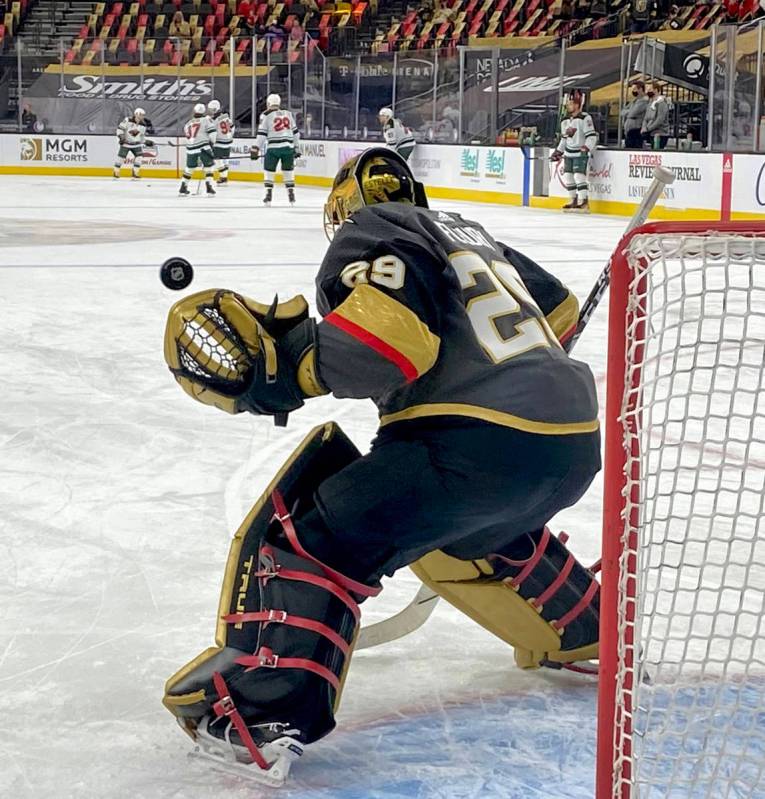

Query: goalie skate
left=189, top=714, right=304, bottom=787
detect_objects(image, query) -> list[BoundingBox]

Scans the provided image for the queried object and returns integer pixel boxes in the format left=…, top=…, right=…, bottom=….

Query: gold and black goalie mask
left=323, top=147, right=427, bottom=240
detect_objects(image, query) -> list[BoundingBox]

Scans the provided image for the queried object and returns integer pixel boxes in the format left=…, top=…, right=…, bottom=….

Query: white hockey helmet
left=378, top=107, right=393, bottom=122
left=193, top=102, right=206, bottom=116
left=207, top=99, right=221, bottom=115
left=134, top=107, right=146, bottom=119
left=266, top=93, right=281, bottom=110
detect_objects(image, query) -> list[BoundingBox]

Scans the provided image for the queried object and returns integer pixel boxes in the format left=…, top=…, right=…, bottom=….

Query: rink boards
left=1, top=132, right=764, bottom=221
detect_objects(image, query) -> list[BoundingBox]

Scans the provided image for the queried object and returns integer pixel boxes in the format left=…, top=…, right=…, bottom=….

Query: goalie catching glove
left=164, top=289, right=328, bottom=423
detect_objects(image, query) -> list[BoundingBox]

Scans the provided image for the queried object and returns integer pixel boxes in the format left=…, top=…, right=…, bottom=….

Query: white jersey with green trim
left=383, top=118, right=415, bottom=153
left=117, top=116, right=147, bottom=146
left=211, top=111, right=235, bottom=146
left=255, top=108, right=300, bottom=151
left=555, top=113, right=598, bottom=157
left=183, top=115, right=217, bottom=152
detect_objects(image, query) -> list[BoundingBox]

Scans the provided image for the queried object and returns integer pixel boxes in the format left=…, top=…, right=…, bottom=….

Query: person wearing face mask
left=621, top=80, right=649, bottom=149
left=641, top=82, right=670, bottom=150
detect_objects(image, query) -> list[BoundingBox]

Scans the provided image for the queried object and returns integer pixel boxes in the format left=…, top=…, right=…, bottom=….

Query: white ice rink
left=0, top=175, right=628, bottom=799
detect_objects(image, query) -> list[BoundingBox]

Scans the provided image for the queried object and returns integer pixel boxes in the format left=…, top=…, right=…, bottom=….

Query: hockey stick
left=357, top=165, right=676, bottom=650
left=563, top=165, right=676, bottom=353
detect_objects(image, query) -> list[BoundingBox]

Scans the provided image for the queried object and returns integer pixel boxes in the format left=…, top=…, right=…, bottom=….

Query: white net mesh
left=614, top=231, right=765, bottom=798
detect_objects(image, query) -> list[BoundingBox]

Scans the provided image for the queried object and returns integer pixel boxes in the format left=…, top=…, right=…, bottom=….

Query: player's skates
left=113, top=168, right=120, bottom=179
left=179, top=184, right=190, bottom=196
left=189, top=713, right=304, bottom=787
left=263, top=188, right=273, bottom=206
left=562, top=199, right=578, bottom=212
left=206, top=182, right=216, bottom=196
left=131, top=170, right=141, bottom=180
left=288, top=187, right=295, bottom=205
left=574, top=199, right=590, bottom=214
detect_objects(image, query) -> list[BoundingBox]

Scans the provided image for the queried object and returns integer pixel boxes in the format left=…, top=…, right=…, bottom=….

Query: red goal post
left=597, top=221, right=765, bottom=799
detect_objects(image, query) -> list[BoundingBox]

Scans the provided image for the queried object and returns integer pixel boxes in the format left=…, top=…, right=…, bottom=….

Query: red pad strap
left=532, top=555, right=575, bottom=609
left=223, top=609, right=351, bottom=656
left=553, top=578, right=599, bottom=631
left=211, top=671, right=270, bottom=770
left=277, top=567, right=361, bottom=624
left=271, top=490, right=381, bottom=598
left=494, top=527, right=551, bottom=589
left=235, top=646, right=341, bottom=691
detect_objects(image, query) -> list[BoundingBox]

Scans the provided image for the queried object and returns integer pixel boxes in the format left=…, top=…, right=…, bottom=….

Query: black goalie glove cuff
left=237, top=319, right=328, bottom=418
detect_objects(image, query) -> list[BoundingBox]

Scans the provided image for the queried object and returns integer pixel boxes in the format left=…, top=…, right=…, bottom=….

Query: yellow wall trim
left=426, top=186, right=523, bottom=205
left=530, top=194, right=726, bottom=221
left=3, top=166, right=763, bottom=222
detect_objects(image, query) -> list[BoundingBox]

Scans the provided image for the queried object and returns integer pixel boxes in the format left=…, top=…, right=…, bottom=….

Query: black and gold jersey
left=313, top=203, right=598, bottom=435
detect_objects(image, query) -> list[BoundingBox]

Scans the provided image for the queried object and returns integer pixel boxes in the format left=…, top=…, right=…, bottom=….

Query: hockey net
left=598, top=221, right=765, bottom=799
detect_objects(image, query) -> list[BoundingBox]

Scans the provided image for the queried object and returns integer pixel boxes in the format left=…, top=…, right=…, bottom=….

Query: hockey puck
left=160, top=257, right=194, bottom=290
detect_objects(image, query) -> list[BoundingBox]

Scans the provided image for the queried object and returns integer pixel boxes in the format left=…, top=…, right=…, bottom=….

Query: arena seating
left=54, top=0, right=765, bottom=65
left=1, top=0, right=37, bottom=54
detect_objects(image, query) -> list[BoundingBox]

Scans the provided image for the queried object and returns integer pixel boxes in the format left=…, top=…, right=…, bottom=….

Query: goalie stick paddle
left=356, top=583, right=440, bottom=650
left=360, top=165, right=676, bottom=650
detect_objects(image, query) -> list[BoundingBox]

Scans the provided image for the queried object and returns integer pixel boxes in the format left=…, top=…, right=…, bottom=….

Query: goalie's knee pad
left=410, top=528, right=599, bottom=670
left=163, top=422, right=380, bottom=752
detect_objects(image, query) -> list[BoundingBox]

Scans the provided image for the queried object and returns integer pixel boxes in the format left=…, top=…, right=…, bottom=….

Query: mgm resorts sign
left=21, top=137, right=88, bottom=162
left=57, top=74, right=212, bottom=101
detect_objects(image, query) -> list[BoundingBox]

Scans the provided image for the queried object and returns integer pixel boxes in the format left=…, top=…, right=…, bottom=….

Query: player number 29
left=450, top=251, right=559, bottom=363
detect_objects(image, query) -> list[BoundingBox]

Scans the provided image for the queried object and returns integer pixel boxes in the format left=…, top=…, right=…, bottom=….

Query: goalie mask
left=323, top=147, right=427, bottom=240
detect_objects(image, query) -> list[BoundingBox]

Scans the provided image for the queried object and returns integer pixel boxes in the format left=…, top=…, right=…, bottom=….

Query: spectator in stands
left=265, top=21, right=286, bottom=44
left=621, top=80, right=649, bottom=148
left=21, top=103, right=37, bottom=132
left=630, top=0, right=652, bottom=32
left=641, top=81, right=670, bottom=149
left=169, top=11, right=191, bottom=39
left=559, top=0, right=575, bottom=20
left=237, top=0, right=252, bottom=17
left=574, top=0, right=591, bottom=19
left=664, top=3, right=682, bottom=28
left=291, top=0, right=308, bottom=23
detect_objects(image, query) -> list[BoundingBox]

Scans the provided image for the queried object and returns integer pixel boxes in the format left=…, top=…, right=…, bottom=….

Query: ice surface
left=0, top=175, right=627, bottom=799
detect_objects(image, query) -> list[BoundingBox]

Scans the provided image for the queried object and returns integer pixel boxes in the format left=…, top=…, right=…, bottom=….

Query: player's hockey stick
left=358, top=166, right=676, bottom=650
left=563, top=165, right=676, bottom=353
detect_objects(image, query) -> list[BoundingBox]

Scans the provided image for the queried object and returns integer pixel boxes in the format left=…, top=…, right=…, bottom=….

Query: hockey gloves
left=164, top=289, right=327, bottom=424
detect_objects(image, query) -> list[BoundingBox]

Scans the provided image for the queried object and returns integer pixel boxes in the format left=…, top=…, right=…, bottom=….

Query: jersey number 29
left=450, top=251, right=559, bottom=363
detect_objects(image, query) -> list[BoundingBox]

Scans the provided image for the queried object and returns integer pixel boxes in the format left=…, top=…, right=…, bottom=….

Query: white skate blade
left=189, top=741, right=295, bottom=787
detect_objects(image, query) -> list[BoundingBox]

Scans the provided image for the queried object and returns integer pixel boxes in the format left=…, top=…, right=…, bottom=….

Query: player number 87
left=450, top=251, right=561, bottom=364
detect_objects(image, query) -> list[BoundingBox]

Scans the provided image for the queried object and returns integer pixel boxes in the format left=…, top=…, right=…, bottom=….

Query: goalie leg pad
left=163, top=422, right=377, bottom=747
left=410, top=528, right=599, bottom=670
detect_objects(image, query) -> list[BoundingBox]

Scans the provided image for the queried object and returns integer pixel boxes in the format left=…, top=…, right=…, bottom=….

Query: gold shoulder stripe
left=328, top=284, right=440, bottom=380
left=379, top=403, right=600, bottom=435
left=545, top=291, right=580, bottom=342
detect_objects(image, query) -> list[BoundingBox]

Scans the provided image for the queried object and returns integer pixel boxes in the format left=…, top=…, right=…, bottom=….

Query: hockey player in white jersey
left=550, top=91, right=598, bottom=213
left=114, top=108, right=152, bottom=179
left=207, top=99, right=235, bottom=185
left=250, top=93, right=300, bottom=206
left=179, top=103, right=217, bottom=197
left=378, top=107, right=415, bottom=161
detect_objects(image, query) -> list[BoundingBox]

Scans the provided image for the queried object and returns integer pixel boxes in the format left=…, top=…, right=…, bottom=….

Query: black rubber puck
left=160, top=257, right=194, bottom=290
